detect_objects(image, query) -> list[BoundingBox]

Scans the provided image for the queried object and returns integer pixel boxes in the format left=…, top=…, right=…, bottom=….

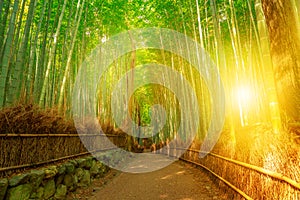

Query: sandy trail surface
left=88, top=154, right=227, bottom=200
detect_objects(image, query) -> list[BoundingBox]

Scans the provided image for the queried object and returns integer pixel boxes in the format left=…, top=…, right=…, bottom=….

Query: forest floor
left=67, top=154, right=228, bottom=200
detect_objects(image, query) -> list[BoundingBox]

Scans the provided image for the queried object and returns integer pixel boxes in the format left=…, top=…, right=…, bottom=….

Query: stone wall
left=0, top=156, right=109, bottom=200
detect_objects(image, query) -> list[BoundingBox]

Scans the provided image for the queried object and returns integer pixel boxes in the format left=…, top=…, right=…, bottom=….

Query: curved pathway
left=90, top=154, right=227, bottom=200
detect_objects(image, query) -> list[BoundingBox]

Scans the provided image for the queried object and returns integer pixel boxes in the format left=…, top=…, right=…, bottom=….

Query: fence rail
left=0, top=134, right=126, bottom=177
left=171, top=147, right=300, bottom=190
left=0, top=147, right=120, bottom=173
left=180, top=157, right=253, bottom=200
left=159, top=146, right=300, bottom=199
left=0, top=133, right=123, bottom=137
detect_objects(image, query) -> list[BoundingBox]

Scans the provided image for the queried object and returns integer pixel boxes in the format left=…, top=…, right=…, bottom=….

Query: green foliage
left=0, top=0, right=295, bottom=143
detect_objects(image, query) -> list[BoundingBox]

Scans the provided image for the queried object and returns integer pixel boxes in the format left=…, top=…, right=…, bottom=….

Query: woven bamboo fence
left=0, top=133, right=126, bottom=177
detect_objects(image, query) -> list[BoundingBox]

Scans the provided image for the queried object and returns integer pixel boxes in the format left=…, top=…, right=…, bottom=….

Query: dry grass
left=0, top=104, right=126, bottom=178
left=183, top=124, right=300, bottom=199
left=0, top=104, right=77, bottom=134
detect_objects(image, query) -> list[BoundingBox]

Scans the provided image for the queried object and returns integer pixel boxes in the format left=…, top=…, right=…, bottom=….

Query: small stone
left=33, top=187, right=44, bottom=199
left=90, top=161, right=99, bottom=176
left=29, top=170, right=45, bottom=189
left=98, top=163, right=109, bottom=176
left=0, top=178, right=8, bottom=200
left=43, top=179, right=55, bottom=199
left=73, top=175, right=79, bottom=189
left=6, top=184, right=32, bottom=200
left=57, top=165, right=66, bottom=175
left=77, top=170, right=90, bottom=187
left=56, top=174, right=65, bottom=185
left=76, top=156, right=93, bottom=169
left=44, top=166, right=58, bottom=179
left=69, top=160, right=78, bottom=167
left=54, top=184, right=67, bottom=199
left=75, top=168, right=84, bottom=180
left=76, top=159, right=87, bottom=169
left=84, top=157, right=93, bottom=169
left=91, top=159, right=97, bottom=168
left=9, top=173, right=30, bottom=187
left=96, top=161, right=103, bottom=169
left=64, top=162, right=75, bottom=174
left=63, top=174, right=76, bottom=188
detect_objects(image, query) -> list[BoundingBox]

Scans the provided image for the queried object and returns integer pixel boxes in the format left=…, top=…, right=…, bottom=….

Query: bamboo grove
left=0, top=0, right=300, bottom=144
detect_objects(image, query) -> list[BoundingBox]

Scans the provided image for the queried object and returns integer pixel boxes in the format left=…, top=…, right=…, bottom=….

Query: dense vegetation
left=1, top=1, right=299, bottom=199
left=0, top=0, right=299, bottom=144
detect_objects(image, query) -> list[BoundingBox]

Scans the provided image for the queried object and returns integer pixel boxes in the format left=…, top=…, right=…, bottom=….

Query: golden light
left=236, top=86, right=252, bottom=104
left=236, top=86, right=253, bottom=127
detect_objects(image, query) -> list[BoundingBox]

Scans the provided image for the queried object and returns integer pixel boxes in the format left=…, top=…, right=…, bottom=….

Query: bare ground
left=68, top=154, right=228, bottom=200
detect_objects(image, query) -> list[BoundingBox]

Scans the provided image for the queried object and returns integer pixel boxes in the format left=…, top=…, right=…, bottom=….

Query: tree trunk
left=39, top=0, right=67, bottom=107
left=0, top=0, right=19, bottom=107
left=58, top=0, right=85, bottom=113
left=9, top=0, right=36, bottom=102
left=34, top=0, right=52, bottom=103
left=255, top=0, right=281, bottom=132
left=0, top=0, right=11, bottom=61
left=26, top=0, right=48, bottom=101
left=261, top=0, right=300, bottom=123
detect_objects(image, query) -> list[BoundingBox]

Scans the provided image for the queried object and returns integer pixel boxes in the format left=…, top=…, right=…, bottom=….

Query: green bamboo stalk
left=58, top=0, right=85, bottom=113
left=0, top=0, right=11, bottom=62
left=10, top=0, right=37, bottom=103
left=0, top=0, right=19, bottom=107
left=39, top=0, right=68, bottom=107
left=26, top=0, right=48, bottom=101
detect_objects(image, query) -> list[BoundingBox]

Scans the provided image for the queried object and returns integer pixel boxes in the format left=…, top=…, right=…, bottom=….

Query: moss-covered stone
left=0, top=178, right=8, bottom=200
left=63, top=174, right=74, bottom=188
left=69, top=160, right=78, bottom=167
left=74, top=174, right=78, bottom=184
left=98, top=163, right=109, bottom=176
left=43, top=179, right=55, bottom=199
left=57, top=164, right=66, bottom=175
left=30, top=187, right=44, bottom=199
left=8, top=173, right=30, bottom=187
left=1, top=156, right=111, bottom=199
left=76, top=159, right=86, bottom=169
left=75, top=168, right=84, bottom=180
left=44, top=166, right=58, bottom=179
left=6, top=184, right=32, bottom=200
left=77, top=157, right=93, bottom=169
left=64, top=162, right=75, bottom=174
left=84, top=157, right=93, bottom=169
left=29, top=170, right=45, bottom=189
left=54, top=184, right=67, bottom=200
left=77, top=170, right=90, bottom=188
left=55, top=174, right=65, bottom=185
left=90, top=160, right=99, bottom=176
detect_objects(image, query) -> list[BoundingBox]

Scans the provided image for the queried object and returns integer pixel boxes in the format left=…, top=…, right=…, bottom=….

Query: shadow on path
left=91, top=154, right=227, bottom=200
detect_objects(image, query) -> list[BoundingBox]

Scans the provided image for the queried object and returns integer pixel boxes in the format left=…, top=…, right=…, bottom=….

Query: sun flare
left=236, top=86, right=252, bottom=105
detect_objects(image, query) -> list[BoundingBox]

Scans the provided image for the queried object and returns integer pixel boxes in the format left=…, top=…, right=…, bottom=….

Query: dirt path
left=88, top=154, right=227, bottom=200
